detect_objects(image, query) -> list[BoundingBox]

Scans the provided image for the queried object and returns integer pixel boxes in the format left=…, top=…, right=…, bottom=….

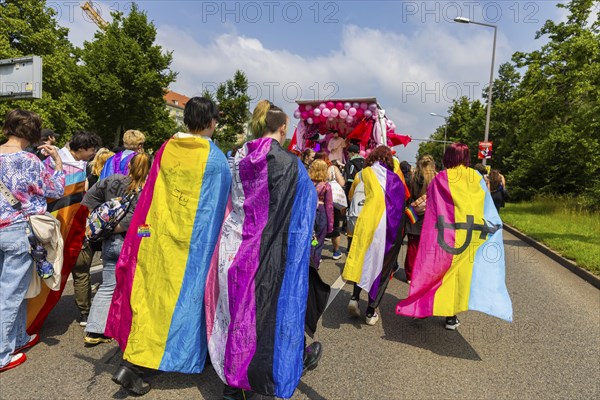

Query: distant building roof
left=164, top=90, right=190, bottom=110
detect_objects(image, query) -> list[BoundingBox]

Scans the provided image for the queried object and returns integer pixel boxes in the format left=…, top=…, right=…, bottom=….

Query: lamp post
left=454, top=16, right=497, bottom=166
left=429, top=112, right=448, bottom=152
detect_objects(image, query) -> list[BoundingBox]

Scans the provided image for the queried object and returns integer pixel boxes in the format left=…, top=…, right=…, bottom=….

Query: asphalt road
left=1, top=231, right=598, bottom=399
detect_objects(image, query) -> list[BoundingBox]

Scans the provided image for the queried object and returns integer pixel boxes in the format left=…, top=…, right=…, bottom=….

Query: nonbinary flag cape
left=342, top=162, right=406, bottom=304
left=105, top=135, right=231, bottom=373
left=205, top=137, right=316, bottom=399
left=27, top=150, right=88, bottom=334
left=396, top=166, right=512, bottom=321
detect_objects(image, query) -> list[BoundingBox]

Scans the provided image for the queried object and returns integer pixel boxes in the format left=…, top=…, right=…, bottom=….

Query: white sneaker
left=445, top=316, right=460, bottom=330
left=366, top=313, right=379, bottom=326
left=347, top=299, right=360, bottom=317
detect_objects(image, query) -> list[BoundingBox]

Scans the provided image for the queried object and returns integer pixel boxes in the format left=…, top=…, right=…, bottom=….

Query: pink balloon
left=345, top=116, right=354, bottom=124
left=322, top=108, right=331, bottom=117
left=339, top=110, right=348, bottom=119
left=319, top=103, right=326, bottom=109
left=330, top=108, right=339, bottom=118
left=308, top=109, right=314, bottom=117
left=348, top=107, right=357, bottom=116
left=352, top=102, right=360, bottom=109
left=360, top=102, right=368, bottom=110
left=356, top=108, right=365, bottom=117
left=313, top=108, right=321, bottom=117
left=326, top=101, right=335, bottom=109
left=359, top=150, right=366, bottom=157
left=299, top=105, right=306, bottom=112
left=307, top=117, right=314, bottom=124
left=293, top=110, right=301, bottom=119
left=364, top=110, right=372, bottom=118
left=344, top=102, right=351, bottom=110
left=301, top=111, right=308, bottom=119
left=369, top=103, right=378, bottom=112
left=335, top=102, right=344, bottom=110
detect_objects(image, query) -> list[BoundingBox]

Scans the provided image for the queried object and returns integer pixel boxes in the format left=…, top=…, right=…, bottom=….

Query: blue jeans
left=0, top=222, right=33, bottom=367
left=85, top=234, right=124, bottom=334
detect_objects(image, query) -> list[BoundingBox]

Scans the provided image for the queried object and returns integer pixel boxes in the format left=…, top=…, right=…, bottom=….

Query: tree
left=0, top=0, right=88, bottom=144
left=78, top=3, right=177, bottom=150
left=418, top=96, right=485, bottom=167
left=484, top=62, right=522, bottom=174
left=428, top=0, right=600, bottom=208
left=203, top=70, right=251, bottom=151
left=508, top=0, right=600, bottom=200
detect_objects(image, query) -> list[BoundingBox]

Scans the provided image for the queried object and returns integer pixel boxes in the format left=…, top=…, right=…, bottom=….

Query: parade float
left=288, top=98, right=411, bottom=160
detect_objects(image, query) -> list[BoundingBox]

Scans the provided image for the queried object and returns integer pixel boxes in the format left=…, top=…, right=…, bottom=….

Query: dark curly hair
left=366, top=146, right=394, bottom=170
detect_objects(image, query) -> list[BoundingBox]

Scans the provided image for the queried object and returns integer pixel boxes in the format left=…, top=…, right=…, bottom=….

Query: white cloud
left=59, top=4, right=512, bottom=162
left=156, top=23, right=510, bottom=162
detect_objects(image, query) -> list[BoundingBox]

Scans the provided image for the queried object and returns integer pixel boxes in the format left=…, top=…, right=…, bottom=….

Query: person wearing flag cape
left=205, top=100, right=327, bottom=399
left=396, top=143, right=512, bottom=329
left=106, top=97, right=231, bottom=395
left=342, top=146, right=407, bottom=326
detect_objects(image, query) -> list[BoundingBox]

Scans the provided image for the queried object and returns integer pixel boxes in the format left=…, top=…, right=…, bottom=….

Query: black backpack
left=344, top=157, right=365, bottom=192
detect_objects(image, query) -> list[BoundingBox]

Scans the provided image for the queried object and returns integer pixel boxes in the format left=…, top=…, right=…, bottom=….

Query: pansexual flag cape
left=205, top=137, right=316, bottom=399
left=342, top=162, right=406, bottom=306
left=27, top=155, right=88, bottom=334
left=105, top=136, right=231, bottom=373
left=396, top=166, right=512, bottom=322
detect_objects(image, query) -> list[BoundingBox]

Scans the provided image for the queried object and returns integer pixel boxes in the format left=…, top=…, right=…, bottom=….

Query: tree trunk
left=113, top=125, right=122, bottom=148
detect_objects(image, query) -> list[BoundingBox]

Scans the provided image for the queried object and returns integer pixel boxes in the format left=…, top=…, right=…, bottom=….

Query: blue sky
left=58, top=1, right=571, bottom=163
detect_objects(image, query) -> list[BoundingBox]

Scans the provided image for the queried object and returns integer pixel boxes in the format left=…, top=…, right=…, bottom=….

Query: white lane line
left=325, top=274, right=348, bottom=311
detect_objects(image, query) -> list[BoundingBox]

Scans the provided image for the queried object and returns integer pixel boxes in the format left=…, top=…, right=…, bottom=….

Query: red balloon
left=335, top=102, right=344, bottom=110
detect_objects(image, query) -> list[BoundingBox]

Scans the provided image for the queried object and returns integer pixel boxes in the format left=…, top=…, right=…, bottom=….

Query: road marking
left=325, top=274, right=347, bottom=310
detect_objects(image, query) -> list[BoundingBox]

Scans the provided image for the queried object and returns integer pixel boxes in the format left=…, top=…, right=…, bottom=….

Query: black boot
left=112, top=365, right=151, bottom=396
left=303, top=341, right=322, bottom=375
left=223, top=384, right=255, bottom=399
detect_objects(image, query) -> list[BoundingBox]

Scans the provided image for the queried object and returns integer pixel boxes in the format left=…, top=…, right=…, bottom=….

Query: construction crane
left=81, top=1, right=108, bottom=30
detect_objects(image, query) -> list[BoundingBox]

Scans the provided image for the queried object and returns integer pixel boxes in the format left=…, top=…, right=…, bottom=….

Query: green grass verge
left=501, top=198, right=600, bottom=275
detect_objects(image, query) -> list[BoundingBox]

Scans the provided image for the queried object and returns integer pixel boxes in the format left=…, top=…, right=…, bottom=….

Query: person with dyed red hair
left=397, top=142, right=512, bottom=330
left=442, top=142, right=471, bottom=169
left=439, top=143, right=471, bottom=329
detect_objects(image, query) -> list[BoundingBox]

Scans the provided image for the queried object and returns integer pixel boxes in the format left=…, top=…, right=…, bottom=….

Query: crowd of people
left=0, top=99, right=510, bottom=398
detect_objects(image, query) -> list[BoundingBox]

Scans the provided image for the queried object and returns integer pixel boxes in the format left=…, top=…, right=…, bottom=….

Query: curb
left=503, top=224, right=600, bottom=290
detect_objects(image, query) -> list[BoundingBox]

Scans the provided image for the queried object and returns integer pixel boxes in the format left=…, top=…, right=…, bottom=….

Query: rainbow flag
left=205, top=137, right=316, bottom=398
left=396, top=166, right=512, bottom=321
left=27, top=157, right=88, bottom=334
left=404, top=205, right=418, bottom=225
left=105, top=136, right=231, bottom=373
left=342, top=162, right=406, bottom=302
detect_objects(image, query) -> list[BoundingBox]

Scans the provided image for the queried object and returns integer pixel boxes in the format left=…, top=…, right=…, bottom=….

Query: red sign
left=478, top=141, right=493, bottom=159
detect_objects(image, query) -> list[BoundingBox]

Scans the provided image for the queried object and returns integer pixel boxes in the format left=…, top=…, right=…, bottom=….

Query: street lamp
left=429, top=112, right=448, bottom=152
left=454, top=16, right=497, bottom=166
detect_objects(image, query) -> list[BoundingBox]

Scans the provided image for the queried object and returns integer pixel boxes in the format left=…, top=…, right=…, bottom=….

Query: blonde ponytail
left=250, top=100, right=287, bottom=139
left=250, top=100, right=270, bottom=138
